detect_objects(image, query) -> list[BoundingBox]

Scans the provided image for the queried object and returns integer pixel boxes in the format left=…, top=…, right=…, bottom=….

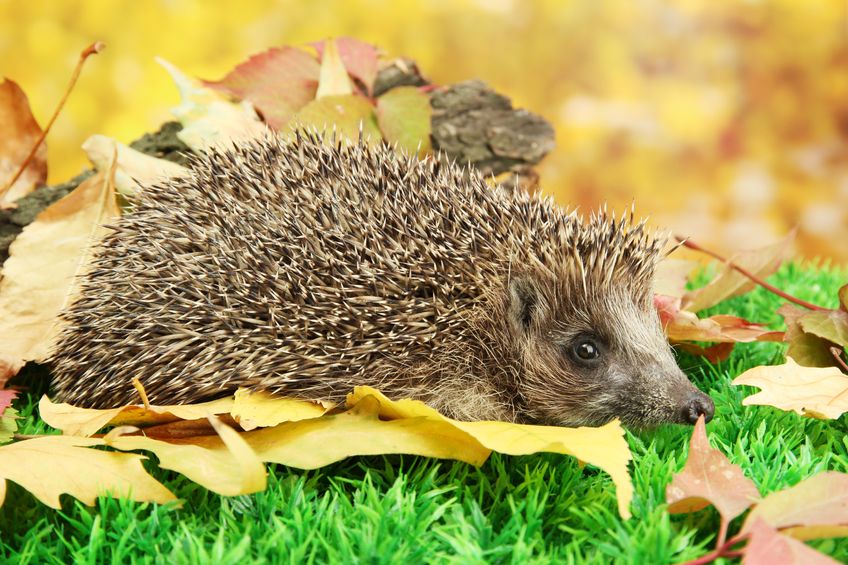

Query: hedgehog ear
left=508, top=275, right=545, bottom=333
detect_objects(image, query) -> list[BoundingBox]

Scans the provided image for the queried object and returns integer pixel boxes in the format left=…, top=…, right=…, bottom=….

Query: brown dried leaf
left=666, top=416, right=760, bottom=522
left=0, top=435, right=175, bottom=509
left=0, top=79, right=46, bottom=204
left=0, top=172, right=120, bottom=383
left=656, top=295, right=782, bottom=344
left=682, top=233, right=793, bottom=313
left=732, top=357, right=848, bottom=419
left=799, top=309, right=848, bottom=349
left=779, top=304, right=839, bottom=368
left=204, top=46, right=319, bottom=129
left=743, top=518, right=841, bottom=565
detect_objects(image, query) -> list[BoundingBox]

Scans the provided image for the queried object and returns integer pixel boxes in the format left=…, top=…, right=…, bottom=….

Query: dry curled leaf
left=666, top=415, right=760, bottom=522
left=732, top=357, right=848, bottom=419
left=0, top=79, right=46, bottom=204
left=0, top=171, right=120, bottom=384
left=656, top=295, right=783, bottom=345
left=779, top=304, right=840, bottom=368
left=0, top=435, right=175, bottom=508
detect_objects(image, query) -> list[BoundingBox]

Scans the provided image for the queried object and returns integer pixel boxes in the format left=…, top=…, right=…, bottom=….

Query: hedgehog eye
left=568, top=336, right=603, bottom=366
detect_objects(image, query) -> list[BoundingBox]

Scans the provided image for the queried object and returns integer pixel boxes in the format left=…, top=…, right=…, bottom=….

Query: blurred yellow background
left=1, top=0, right=846, bottom=260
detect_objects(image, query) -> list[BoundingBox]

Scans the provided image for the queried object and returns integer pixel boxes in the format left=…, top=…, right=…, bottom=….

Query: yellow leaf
left=345, top=387, right=634, bottom=518
left=732, top=357, right=848, bottom=419
left=40, top=394, right=234, bottom=437
left=106, top=417, right=266, bottom=497
left=0, top=171, right=120, bottom=380
left=82, top=134, right=187, bottom=197
left=0, top=435, right=175, bottom=508
left=316, top=39, right=353, bottom=99
left=231, top=388, right=332, bottom=431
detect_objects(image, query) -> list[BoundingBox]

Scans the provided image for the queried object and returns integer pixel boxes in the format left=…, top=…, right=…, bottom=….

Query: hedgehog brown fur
left=49, top=132, right=714, bottom=426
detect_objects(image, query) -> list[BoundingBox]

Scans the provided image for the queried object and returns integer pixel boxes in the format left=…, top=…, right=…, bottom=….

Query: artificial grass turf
left=0, top=262, right=846, bottom=564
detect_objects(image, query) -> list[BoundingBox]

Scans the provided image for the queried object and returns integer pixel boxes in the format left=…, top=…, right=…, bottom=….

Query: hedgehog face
left=506, top=273, right=714, bottom=427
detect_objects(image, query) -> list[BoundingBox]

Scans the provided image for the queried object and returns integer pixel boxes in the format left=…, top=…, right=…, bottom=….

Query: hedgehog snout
left=679, top=390, right=715, bottom=424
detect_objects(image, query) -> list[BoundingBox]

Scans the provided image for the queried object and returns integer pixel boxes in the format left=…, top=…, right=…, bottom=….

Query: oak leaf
left=666, top=415, right=760, bottom=523
left=0, top=171, right=120, bottom=384
left=0, top=79, right=46, bottom=204
left=0, top=435, right=175, bottom=508
left=732, top=357, right=848, bottom=419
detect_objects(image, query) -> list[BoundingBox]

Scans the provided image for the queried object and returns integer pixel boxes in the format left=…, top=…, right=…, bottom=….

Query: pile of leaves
left=0, top=37, right=846, bottom=563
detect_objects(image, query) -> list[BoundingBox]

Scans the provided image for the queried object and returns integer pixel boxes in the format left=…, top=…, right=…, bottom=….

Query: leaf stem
left=674, top=236, right=827, bottom=311
left=678, top=534, right=747, bottom=565
left=0, top=41, right=105, bottom=201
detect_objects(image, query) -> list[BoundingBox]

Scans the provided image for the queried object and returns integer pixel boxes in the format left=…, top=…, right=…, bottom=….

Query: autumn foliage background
left=1, top=0, right=847, bottom=261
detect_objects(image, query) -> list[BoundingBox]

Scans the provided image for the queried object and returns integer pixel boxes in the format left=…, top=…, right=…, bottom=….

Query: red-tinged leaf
left=289, top=95, right=380, bottom=143
left=376, top=86, right=432, bottom=156
left=316, top=39, right=354, bottom=99
left=743, top=518, right=841, bottom=565
left=666, top=416, right=760, bottom=521
left=780, top=304, right=839, bottom=367
left=0, top=79, right=47, bottom=204
left=654, top=258, right=699, bottom=298
left=732, top=357, right=848, bottom=419
left=682, top=233, right=793, bottom=313
left=740, top=472, right=848, bottom=540
left=799, top=309, right=848, bottom=349
left=0, top=391, right=16, bottom=416
left=204, top=46, right=320, bottom=129
left=655, top=295, right=782, bottom=344
left=313, top=37, right=379, bottom=95
left=674, top=342, right=735, bottom=363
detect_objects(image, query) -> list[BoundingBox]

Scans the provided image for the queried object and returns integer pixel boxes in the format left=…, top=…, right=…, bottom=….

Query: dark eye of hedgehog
left=566, top=335, right=604, bottom=368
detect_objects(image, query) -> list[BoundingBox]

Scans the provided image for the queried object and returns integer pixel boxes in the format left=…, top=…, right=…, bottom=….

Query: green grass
left=1, top=262, right=847, bottom=564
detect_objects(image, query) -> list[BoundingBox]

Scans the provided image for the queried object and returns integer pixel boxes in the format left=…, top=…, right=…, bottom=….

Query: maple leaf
left=0, top=435, right=175, bottom=508
left=376, top=86, right=433, bottom=156
left=0, top=171, right=120, bottom=385
left=741, top=472, right=848, bottom=541
left=0, top=79, right=46, bottom=204
left=732, top=357, right=848, bottom=419
left=666, top=416, right=760, bottom=528
left=743, top=518, right=841, bottom=565
left=82, top=134, right=187, bottom=196
left=312, top=37, right=380, bottom=95
left=681, top=233, right=793, bottom=313
left=204, top=46, right=320, bottom=129
left=158, top=57, right=266, bottom=151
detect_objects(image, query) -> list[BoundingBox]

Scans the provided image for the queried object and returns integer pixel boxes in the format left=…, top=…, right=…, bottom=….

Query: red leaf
left=655, top=295, right=782, bottom=344
left=0, top=390, right=16, bottom=417
left=666, top=416, right=760, bottom=523
left=204, top=46, right=320, bottom=129
left=312, top=37, right=379, bottom=95
left=743, top=518, right=840, bottom=565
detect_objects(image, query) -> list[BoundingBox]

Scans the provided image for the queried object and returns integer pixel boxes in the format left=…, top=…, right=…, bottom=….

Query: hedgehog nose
left=682, top=392, right=715, bottom=424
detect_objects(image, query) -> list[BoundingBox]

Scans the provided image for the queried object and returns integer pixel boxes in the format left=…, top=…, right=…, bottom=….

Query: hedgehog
left=49, top=132, right=714, bottom=427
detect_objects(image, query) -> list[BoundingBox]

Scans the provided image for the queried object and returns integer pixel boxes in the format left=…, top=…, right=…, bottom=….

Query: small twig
left=831, top=347, right=848, bottom=372
left=675, top=236, right=827, bottom=311
left=0, top=41, right=105, bottom=200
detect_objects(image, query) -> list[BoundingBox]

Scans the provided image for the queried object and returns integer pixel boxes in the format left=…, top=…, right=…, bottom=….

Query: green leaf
left=289, top=95, right=380, bottom=143
left=376, top=86, right=432, bottom=156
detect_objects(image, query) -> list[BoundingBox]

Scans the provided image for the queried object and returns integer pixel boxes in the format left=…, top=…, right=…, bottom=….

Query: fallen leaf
left=313, top=37, right=379, bottom=94
left=743, top=518, right=841, bottom=565
left=654, top=258, right=699, bottom=298
left=0, top=79, right=46, bottom=204
left=674, top=342, right=736, bottom=363
left=316, top=39, right=354, bottom=98
left=779, top=304, right=838, bottom=368
left=656, top=295, right=782, bottom=344
left=666, top=415, right=760, bottom=522
left=204, top=46, right=320, bottom=129
left=740, top=472, right=848, bottom=540
left=289, top=95, right=381, bottom=143
left=82, top=134, right=187, bottom=196
left=0, top=435, right=175, bottom=508
left=40, top=394, right=234, bottom=437
left=157, top=57, right=267, bottom=151
left=839, top=285, right=848, bottom=313
left=0, top=390, right=17, bottom=416
left=376, top=86, right=432, bottom=156
left=0, top=172, right=120, bottom=383
left=799, top=309, right=848, bottom=349
left=682, top=233, right=793, bottom=313
left=231, top=389, right=331, bottom=431
left=732, top=357, right=848, bottom=419
left=105, top=417, right=266, bottom=497
left=0, top=407, right=17, bottom=445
